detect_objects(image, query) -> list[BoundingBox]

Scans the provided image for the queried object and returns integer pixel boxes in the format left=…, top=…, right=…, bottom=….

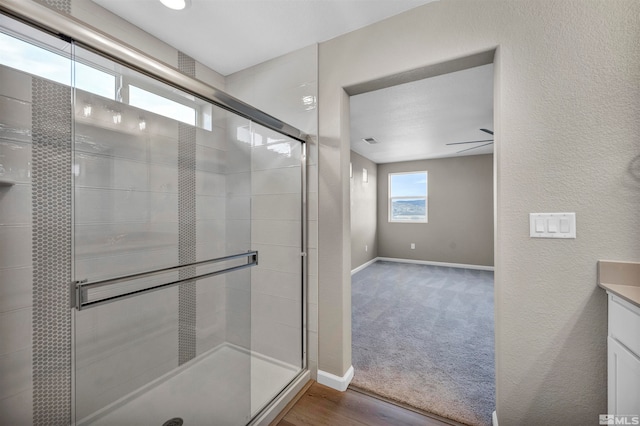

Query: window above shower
left=0, top=28, right=210, bottom=130
left=74, top=44, right=212, bottom=131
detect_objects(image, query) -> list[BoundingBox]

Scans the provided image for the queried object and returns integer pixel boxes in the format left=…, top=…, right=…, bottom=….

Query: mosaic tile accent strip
left=178, top=51, right=196, bottom=78
left=178, top=51, right=197, bottom=364
left=41, top=0, right=71, bottom=14
left=31, top=78, right=72, bottom=425
left=178, top=121, right=197, bottom=365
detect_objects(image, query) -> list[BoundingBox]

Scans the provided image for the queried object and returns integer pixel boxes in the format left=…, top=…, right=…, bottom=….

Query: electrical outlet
left=410, top=243, right=415, bottom=249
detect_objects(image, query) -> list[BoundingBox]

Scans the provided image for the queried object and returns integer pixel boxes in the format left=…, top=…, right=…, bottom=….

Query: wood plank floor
left=274, top=382, right=455, bottom=426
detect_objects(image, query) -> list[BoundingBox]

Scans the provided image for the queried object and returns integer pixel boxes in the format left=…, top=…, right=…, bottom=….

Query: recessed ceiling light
left=362, top=137, right=379, bottom=145
left=160, top=0, right=191, bottom=11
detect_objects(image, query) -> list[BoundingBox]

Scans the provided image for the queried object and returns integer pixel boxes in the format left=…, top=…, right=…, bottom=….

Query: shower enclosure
left=0, top=5, right=306, bottom=425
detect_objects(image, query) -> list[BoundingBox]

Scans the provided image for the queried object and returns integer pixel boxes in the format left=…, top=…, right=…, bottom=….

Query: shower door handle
left=72, top=251, right=258, bottom=310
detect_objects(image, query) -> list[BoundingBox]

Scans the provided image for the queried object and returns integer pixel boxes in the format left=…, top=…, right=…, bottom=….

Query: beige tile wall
left=250, top=124, right=302, bottom=367
left=224, top=114, right=253, bottom=349
left=195, top=107, right=230, bottom=355
left=227, top=44, right=318, bottom=376
left=0, top=66, right=34, bottom=424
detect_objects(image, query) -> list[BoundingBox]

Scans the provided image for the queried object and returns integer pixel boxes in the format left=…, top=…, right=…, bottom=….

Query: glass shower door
left=246, top=121, right=304, bottom=416
left=70, top=44, right=303, bottom=425
left=71, top=44, right=256, bottom=425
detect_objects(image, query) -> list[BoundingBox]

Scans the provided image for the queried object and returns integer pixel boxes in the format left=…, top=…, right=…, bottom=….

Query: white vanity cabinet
left=607, top=294, right=640, bottom=414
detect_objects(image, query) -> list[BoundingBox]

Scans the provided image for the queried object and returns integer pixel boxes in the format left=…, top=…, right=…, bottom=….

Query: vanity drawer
left=609, top=294, right=640, bottom=357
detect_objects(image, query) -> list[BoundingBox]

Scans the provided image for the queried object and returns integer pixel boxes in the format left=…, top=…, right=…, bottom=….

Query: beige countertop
left=598, top=260, right=640, bottom=308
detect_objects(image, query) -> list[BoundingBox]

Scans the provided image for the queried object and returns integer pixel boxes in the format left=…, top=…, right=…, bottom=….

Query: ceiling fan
left=446, top=128, right=494, bottom=153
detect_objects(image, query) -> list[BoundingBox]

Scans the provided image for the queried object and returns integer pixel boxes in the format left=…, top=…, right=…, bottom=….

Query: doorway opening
left=348, top=54, right=496, bottom=426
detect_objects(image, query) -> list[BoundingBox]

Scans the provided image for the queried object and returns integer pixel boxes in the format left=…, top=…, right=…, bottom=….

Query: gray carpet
left=351, top=261, right=495, bottom=426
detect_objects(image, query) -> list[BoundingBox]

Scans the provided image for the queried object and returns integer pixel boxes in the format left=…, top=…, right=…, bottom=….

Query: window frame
left=388, top=171, right=428, bottom=223
left=0, top=29, right=210, bottom=129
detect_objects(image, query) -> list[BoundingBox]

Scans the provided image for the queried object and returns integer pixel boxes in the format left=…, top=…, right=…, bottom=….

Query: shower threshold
left=77, top=344, right=300, bottom=426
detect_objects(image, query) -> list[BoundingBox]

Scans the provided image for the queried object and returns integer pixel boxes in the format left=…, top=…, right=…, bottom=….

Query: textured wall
left=377, top=155, right=493, bottom=266
left=318, top=1, right=640, bottom=424
left=350, top=150, right=377, bottom=270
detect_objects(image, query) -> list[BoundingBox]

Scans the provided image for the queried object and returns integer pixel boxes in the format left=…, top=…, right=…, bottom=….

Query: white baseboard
left=317, top=365, right=354, bottom=392
left=378, top=257, right=494, bottom=271
left=351, top=258, right=379, bottom=275
left=492, top=410, right=498, bottom=426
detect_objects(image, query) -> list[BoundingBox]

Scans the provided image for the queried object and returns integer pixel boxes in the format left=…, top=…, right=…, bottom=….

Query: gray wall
left=350, top=151, right=378, bottom=270
left=318, top=1, right=640, bottom=425
left=377, top=155, right=493, bottom=266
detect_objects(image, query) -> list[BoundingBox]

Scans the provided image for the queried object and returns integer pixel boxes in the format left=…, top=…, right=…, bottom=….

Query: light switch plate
left=529, top=213, right=576, bottom=238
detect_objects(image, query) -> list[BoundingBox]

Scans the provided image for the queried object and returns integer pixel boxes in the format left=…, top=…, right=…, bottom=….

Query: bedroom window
left=388, top=171, right=428, bottom=223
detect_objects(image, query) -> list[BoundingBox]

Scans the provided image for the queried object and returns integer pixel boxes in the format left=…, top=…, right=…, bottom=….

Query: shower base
left=77, top=344, right=300, bottom=426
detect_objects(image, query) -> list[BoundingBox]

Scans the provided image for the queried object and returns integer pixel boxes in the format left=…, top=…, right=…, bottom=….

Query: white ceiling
left=91, top=0, right=491, bottom=164
left=91, top=0, right=438, bottom=76
left=350, top=64, right=494, bottom=164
